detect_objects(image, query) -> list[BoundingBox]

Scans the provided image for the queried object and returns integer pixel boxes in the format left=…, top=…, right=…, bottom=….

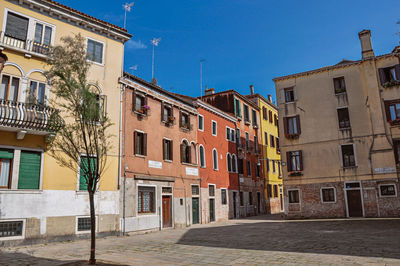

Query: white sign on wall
left=240, top=177, right=244, bottom=183
left=186, top=167, right=199, bottom=176
left=374, top=167, right=395, bottom=174
left=148, top=160, right=162, bottom=169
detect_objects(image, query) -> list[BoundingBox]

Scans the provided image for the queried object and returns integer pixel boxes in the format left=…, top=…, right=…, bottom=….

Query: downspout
left=120, top=84, right=126, bottom=235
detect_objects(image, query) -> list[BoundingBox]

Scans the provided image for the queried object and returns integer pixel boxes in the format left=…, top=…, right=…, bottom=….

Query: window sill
left=164, top=159, right=173, bottom=163
left=339, top=127, right=351, bottom=131
left=379, top=195, right=397, bottom=198
left=181, top=162, right=198, bottom=167
left=342, top=166, right=357, bottom=169
left=135, top=154, right=146, bottom=158
left=284, top=101, right=296, bottom=104
left=244, top=121, right=251, bottom=125
left=0, top=190, right=43, bottom=194
left=322, top=201, right=337, bottom=204
left=134, top=111, right=148, bottom=116
left=334, top=91, right=347, bottom=96
left=138, top=213, right=157, bottom=216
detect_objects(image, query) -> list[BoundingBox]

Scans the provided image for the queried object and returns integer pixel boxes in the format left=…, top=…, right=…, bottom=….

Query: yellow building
left=246, top=88, right=283, bottom=214
left=0, top=0, right=131, bottom=242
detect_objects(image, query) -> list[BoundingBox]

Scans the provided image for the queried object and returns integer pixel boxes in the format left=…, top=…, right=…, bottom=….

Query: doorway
left=233, top=192, right=237, bottom=218
left=209, top=198, right=215, bottom=222
left=192, top=197, right=199, bottom=224
left=162, top=196, right=172, bottom=228
left=257, top=192, right=261, bottom=214
left=345, top=182, right=364, bottom=217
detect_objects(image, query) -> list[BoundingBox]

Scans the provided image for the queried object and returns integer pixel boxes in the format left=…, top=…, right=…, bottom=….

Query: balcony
left=0, top=32, right=50, bottom=58
left=0, top=100, right=64, bottom=138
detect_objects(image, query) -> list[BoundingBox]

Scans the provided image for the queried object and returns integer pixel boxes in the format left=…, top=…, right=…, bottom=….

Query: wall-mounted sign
left=374, top=167, right=395, bottom=174
left=148, top=160, right=162, bottom=169
left=186, top=167, right=198, bottom=176
left=240, top=177, right=244, bottom=183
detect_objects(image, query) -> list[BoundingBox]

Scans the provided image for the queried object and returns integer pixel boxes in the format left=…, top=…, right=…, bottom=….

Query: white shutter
left=353, top=143, right=358, bottom=167
left=293, top=86, right=298, bottom=101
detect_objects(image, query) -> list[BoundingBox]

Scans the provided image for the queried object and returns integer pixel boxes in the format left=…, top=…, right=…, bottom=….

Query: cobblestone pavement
left=1, top=216, right=400, bottom=265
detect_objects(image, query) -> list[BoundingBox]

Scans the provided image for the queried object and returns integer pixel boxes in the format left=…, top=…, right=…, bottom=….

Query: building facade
left=120, top=73, right=200, bottom=232
left=201, top=88, right=266, bottom=217
left=246, top=87, right=283, bottom=214
left=274, top=30, right=400, bottom=218
left=0, top=0, right=130, bottom=243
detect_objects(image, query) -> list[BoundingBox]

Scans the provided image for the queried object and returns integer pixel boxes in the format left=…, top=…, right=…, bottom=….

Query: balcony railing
left=0, top=32, right=50, bottom=56
left=0, top=100, right=64, bottom=133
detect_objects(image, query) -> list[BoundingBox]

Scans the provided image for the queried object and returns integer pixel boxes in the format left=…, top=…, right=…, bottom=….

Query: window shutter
left=132, top=90, right=136, bottom=111
left=170, top=140, right=173, bottom=161
left=233, top=99, right=237, bottom=116
left=283, top=117, right=288, bottom=135
left=180, top=143, right=184, bottom=163
left=279, top=89, right=285, bottom=104
left=339, top=145, right=344, bottom=168
left=133, top=132, right=137, bottom=154
left=143, top=133, right=147, bottom=156
left=296, top=115, right=301, bottom=135
left=162, top=139, right=166, bottom=160
left=18, top=151, right=41, bottom=189
left=161, top=101, right=164, bottom=122
left=188, top=145, right=192, bottom=163
left=395, top=65, right=400, bottom=81
left=188, top=115, right=191, bottom=130
left=286, top=152, right=292, bottom=172
left=293, top=87, right=298, bottom=101
left=179, top=111, right=182, bottom=127
left=384, top=101, right=392, bottom=121
left=238, top=102, right=242, bottom=117
left=5, top=13, right=29, bottom=41
left=299, top=150, right=303, bottom=171
left=378, top=68, right=386, bottom=85
left=144, top=96, right=148, bottom=115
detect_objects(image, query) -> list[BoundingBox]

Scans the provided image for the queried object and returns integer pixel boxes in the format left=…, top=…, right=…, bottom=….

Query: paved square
left=1, top=216, right=400, bottom=265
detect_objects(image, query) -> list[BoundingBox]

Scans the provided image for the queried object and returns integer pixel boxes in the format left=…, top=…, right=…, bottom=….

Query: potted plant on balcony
left=289, top=171, right=303, bottom=177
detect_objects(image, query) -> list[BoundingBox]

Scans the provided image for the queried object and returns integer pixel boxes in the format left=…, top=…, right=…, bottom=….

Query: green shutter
left=0, top=150, right=14, bottom=159
left=18, top=151, right=41, bottom=189
left=79, top=156, right=97, bottom=191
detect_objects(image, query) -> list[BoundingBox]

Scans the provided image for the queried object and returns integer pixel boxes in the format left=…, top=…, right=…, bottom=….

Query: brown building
left=274, top=30, right=400, bottom=218
left=201, top=88, right=265, bottom=217
left=120, top=73, right=199, bottom=231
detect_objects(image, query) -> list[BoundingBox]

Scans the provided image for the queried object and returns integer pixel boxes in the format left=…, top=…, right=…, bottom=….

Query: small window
left=385, top=101, right=400, bottom=124
left=267, top=184, right=272, bottom=198
left=163, top=139, right=173, bottom=161
left=239, top=191, right=244, bottom=206
left=209, top=185, right=215, bottom=197
left=270, top=135, right=275, bottom=148
left=321, top=188, right=335, bottom=203
left=162, top=187, right=172, bottom=194
left=273, top=185, right=278, bottom=198
left=245, top=132, right=250, bottom=150
left=87, top=39, right=104, bottom=64
left=262, top=107, right=267, bottom=120
left=134, top=131, right=147, bottom=156
left=77, top=217, right=91, bottom=232
left=272, top=160, right=276, bottom=173
left=138, top=186, right=155, bottom=214
left=379, top=65, right=400, bottom=87
left=284, top=116, right=301, bottom=138
left=238, top=158, right=244, bottom=174
left=0, top=75, right=20, bottom=102
left=268, top=110, right=273, bottom=122
left=254, top=136, right=258, bottom=153
left=252, top=110, right=257, bottom=127
left=132, top=92, right=148, bottom=115
left=212, top=149, right=218, bottom=170
left=287, top=150, right=303, bottom=172
left=379, top=184, right=397, bottom=197
left=227, top=154, right=232, bottom=172
left=236, top=129, right=241, bottom=145
left=244, top=104, right=250, bottom=123
left=285, top=87, right=295, bottom=102
left=199, top=145, right=205, bottom=168
left=198, top=115, right=204, bottom=131
left=288, top=190, right=300, bottom=203
left=276, top=137, right=280, bottom=153
left=255, top=162, right=260, bottom=177
left=266, top=158, right=270, bottom=172
left=333, top=77, right=346, bottom=94
left=226, top=127, right=231, bottom=140
left=180, top=140, right=191, bottom=164
left=0, top=220, right=23, bottom=238
left=338, top=108, right=351, bottom=129
left=264, top=132, right=268, bottom=146
left=212, top=121, right=217, bottom=136
left=234, top=98, right=242, bottom=118
left=161, top=103, right=173, bottom=124
left=221, top=189, right=227, bottom=205
left=249, top=192, right=253, bottom=205
left=180, top=112, right=191, bottom=130
left=246, top=160, right=251, bottom=176
left=0, top=149, right=14, bottom=189
left=230, top=129, right=236, bottom=142
left=232, top=154, right=237, bottom=173
left=274, top=115, right=278, bottom=127
left=277, top=161, right=281, bottom=177
left=341, top=144, right=356, bottom=168
left=27, top=80, right=46, bottom=105
left=191, top=185, right=199, bottom=196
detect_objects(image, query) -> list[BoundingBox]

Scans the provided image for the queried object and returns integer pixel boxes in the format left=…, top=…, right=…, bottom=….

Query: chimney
left=267, top=94, right=272, bottom=102
left=358, top=30, right=374, bottom=59
left=250, top=85, right=254, bottom=95
left=205, top=88, right=215, bottom=96
left=152, top=77, right=157, bottom=85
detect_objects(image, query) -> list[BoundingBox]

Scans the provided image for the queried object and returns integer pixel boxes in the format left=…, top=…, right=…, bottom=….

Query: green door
left=192, top=198, right=199, bottom=224
left=18, top=151, right=41, bottom=189
left=209, top=198, right=215, bottom=222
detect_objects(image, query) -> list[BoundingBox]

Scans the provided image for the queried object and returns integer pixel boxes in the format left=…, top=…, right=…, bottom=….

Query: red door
left=162, top=196, right=172, bottom=228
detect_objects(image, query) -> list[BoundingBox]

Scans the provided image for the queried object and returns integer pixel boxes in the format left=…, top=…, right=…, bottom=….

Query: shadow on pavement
left=177, top=219, right=400, bottom=259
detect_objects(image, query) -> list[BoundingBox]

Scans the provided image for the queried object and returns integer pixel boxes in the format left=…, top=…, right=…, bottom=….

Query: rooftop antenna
left=151, top=37, right=161, bottom=79
left=200, top=59, right=206, bottom=97
left=123, top=2, right=134, bottom=29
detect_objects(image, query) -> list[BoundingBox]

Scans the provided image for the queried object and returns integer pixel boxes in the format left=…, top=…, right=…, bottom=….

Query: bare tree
left=46, top=34, right=112, bottom=264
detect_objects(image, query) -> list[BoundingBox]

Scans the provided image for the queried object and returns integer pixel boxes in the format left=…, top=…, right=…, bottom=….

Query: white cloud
left=125, top=40, right=147, bottom=50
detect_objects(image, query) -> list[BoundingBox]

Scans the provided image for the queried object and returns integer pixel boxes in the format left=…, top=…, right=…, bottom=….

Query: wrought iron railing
left=0, top=32, right=50, bottom=56
left=0, top=100, right=64, bottom=133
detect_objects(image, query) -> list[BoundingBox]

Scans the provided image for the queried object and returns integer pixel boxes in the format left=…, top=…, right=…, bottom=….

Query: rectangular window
left=5, top=12, right=29, bottom=42
left=77, top=217, right=91, bottom=232
left=18, top=151, right=41, bottom=190
left=209, top=185, right=215, bottom=197
left=273, top=185, right=278, bottom=198
left=234, top=98, right=242, bottom=118
left=394, top=140, right=400, bottom=165
left=341, top=144, right=356, bottom=168
left=180, top=112, right=191, bottom=130
left=32, top=23, right=52, bottom=54
left=321, top=188, right=335, bottom=202
left=379, top=184, right=396, bottom=197
left=268, top=110, right=273, bottom=122
left=163, top=139, right=173, bottom=161
left=221, top=189, right=227, bottom=205
left=191, top=185, right=199, bottom=196
left=161, top=103, right=173, bottom=124
left=240, top=191, right=243, bottom=206
left=27, top=80, right=46, bottom=105
left=338, top=108, right=351, bottom=129
left=245, top=132, right=250, bottom=150
left=0, top=221, right=23, bottom=238
left=138, top=186, right=155, bottom=213
left=132, top=92, right=148, bottom=115
left=254, top=136, right=258, bottom=153
left=272, top=160, right=276, bottom=173
left=379, top=65, right=400, bottom=87
left=278, top=161, right=281, bottom=176
left=333, top=77, right=346, bottom=94
left=284, top=115, right=301, bottom=137
left=236, top=129, right=241, bottom=146
left=385, top=101, right=400, bottom=124
left=0, top=149, right=13, bottom=189
left=230, top=129, right=235, bottom=142
left=212, top=121, right=217, bottom=136
left=238, top=158, right=244, bottom=174
left=0, top=75, right=20, bottom=102
left=162, top=187, right=172, bottom=194
left=255, top=162, right=260, bottom=177
left=252, top=110, right=257, bottom=127
left=226, top=127, right=231, bottom=140
left=276, top=137, right=280, bottom=153
left=266, top=158, right=270, bottom=172
left=87, top=39, right=104, bottom=64
left=246, top=160, right=251, bottom=176
left=134, top=131, right=147, bottom=156
left=274, top=115, right=278, bottom=127
left=79, top=155, right=97, bottom=191
left=264, top=132, right=268, bottom=146
left=267, top=184, right=272, bottom=198
left=287, top=150, right=303, bottom=172
left=198, top=115, right=204, bottom=130
left=262, top=107, right=267, bottom=120
left=270, top=135, right=275, bottom=148
left=285, top=87, right=295, bottom=102
left=249, top=192, right=253, bottom=205
left=288, top=190, right=300, bottom=203
left=244, top=104, right=250, bottom=123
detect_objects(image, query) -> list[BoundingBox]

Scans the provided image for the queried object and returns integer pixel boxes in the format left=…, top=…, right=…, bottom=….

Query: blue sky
left=59, top=0, right=400, bottom=100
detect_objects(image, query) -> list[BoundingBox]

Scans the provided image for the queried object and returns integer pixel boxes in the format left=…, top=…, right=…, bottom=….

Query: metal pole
left=152, top=44, right=155, bottom=79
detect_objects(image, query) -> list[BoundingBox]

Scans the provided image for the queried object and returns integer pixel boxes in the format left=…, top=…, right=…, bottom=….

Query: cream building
left=0, top=0, right=130, bottom=243
left=274, top=30, right=400, bottom=218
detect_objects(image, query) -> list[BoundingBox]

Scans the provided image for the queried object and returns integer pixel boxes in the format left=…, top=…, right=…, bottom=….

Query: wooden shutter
left=179, top=111, right=182, bottom=127
left=384, top=101, right=392, bottom=122
left=180, top=143, right=184, bottom=163
left=18, top=151, right=41, bottom=189
left=133, top=131, right=138, bottom=154
left=143, top=133, right=147, bottom=156
left=188, top=114, right=191, bottom=130
left=233, top=99, right=237, bottom=116
left=0, top=150, right=13, bottom=159
left=5, top=13, right=29, bottom=41
left=395, top=65, right=400, bottom=80
left=378, top=68, right=386, bottom=85
left=299, top=150, right=303, bottom=171
left=162, top=139, right=166, bottom=160
left=283, top=117, right=288, bottom=135
left=286, top=152, right=292, bottom=172
left=132, top=90, right=136, bottom=111
left=170, top=140, right=173, bottom=161
left=79, top=156, right=88, bottom=191
left=296, top=115, right=301, bottom=135
left=161, top=101, right=164, bottom=122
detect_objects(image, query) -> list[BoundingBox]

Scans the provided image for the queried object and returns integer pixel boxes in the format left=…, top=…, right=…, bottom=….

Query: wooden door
left=257, top=192, right=261, bottom=214
left=192, top=198, right=199, bottom=224
left=209, top=198, right=215, bottom=222
left=162, top=196, right=172, bottom=228
left=346, top=190, right=363, bottom=217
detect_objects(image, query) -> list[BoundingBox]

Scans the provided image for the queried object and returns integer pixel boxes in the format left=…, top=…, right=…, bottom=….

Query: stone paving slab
left=1, top=216, right=400, bottom=265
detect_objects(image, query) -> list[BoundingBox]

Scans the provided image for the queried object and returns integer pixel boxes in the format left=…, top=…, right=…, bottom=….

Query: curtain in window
left=0, top=159, right=11, bottom=187
left=44, top=26, right=52, bottom=46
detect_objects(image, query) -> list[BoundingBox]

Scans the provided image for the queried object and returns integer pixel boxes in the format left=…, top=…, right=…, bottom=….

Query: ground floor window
left=0, top=220, right=23, bottom=238
left=273, top=185, right=278, bottom=198
left=288, top=190, right=300, bottom=203
left=239, top=191, right=243, bottom=206
left=379, top=184, right=397, bottom=197
left=221, top=189, right=227, bottom=205
left=321, top=188, right=336, bottom=203
left=0, top=149, right=13, bottom=189
left=138, top=186, right=155, bottom=214
left=249, top=192, right=253, bottom=205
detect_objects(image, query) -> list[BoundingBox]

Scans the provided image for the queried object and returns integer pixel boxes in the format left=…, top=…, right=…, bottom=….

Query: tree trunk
left=89, top=191, right=96, bottom=264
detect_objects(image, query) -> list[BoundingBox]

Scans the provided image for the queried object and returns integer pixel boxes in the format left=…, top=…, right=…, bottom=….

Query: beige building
left=274, top=30, right=400, bottom=218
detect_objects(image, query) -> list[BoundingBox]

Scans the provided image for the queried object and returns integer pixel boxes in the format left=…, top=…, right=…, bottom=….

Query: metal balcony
left=0, top=100, right=64, bottom=137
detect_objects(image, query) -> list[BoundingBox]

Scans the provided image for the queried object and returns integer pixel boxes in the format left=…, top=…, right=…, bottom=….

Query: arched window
left=213, top=149, right=218, bottom=170
left=191, top=142, right=197, bottom=165
left=199, top=145, right=205, bottom=168
left=232, top=154, right=237, bottom=173
left=181, top=140, right=191, bottom=163
left=227, top=153, right=232, bottom=172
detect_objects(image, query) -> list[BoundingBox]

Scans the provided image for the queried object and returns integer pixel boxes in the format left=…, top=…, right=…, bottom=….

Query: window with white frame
left=198, top=115, right=204, bottom=131
left=340, top=144, right=356, bottom=168
left=226, top=127, right=236, bottom=142
left=199, top=145, right=205, bottom=168
left=0, top=220, right=24, bottom=239
left=87, top=39, right=104, bottom=64
left=138, top=186, right=155, bottom=214
left=227, top=153, right=232, bottom=172
left=212, top=121, right=217, bottom=136
left=0, top=74, right=20, bottom=102
left=379, top=184, right=397, bottom=197
left=27, top=80, right=46, bottom=105
left=288, top=189, right=300, bottom=203
left=321, top=188, right=336, bottom=203
left=226, top=127, right=231, bottom=141
left=209, top=184, right=215, bottom=197
left=212, top=149, right=218, bottom=170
